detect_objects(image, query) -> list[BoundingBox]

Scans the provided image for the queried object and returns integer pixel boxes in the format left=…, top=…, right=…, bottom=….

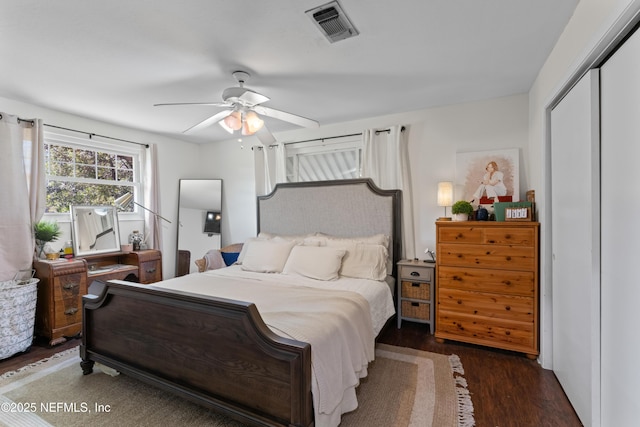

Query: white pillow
left=317, top=233, right=390, bottom=249
left=240, top=238, right=297, bottom=273
left=326, top=240, right=388, bottom=281
left=283, top=246, right=346, bottom=281
left=237, top=236, right=269, bottom=264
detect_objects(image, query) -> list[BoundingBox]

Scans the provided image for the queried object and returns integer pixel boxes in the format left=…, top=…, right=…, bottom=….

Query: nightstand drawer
left=399, top=265, right=432, bottom=281
left=401, top=281, right=431, bottom=300
left=401, top=300, right=430, bottom=320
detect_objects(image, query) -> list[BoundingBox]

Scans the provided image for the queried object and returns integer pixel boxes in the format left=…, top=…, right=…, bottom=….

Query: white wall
left=200, top=93, right=530, bottom=260
left=0, top=96, right=200, bottom=279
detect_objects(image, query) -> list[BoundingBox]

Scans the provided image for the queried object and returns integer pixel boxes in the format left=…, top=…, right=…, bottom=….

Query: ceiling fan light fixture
left=242, top=111, right=264, bottom=135
left=221, top=111, right=242, bottom=133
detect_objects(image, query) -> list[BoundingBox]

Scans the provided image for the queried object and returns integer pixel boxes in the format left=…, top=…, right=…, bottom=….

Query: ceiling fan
left=154, top=71, right=319, bottom=144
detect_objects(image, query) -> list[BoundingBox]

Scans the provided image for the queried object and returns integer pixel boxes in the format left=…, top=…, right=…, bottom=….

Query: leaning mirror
left=176, top=179, right=222, bottom=276
left=70, top=205, right=121, bottom=257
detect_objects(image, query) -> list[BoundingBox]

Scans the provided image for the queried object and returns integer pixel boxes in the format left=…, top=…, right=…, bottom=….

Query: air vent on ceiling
left=306, top=1, right=359, bottom=43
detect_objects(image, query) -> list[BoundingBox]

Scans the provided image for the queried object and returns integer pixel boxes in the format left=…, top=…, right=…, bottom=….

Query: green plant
left=34, top=220, right=61, bottom=243
left=451, top=200, right=474, bottom=215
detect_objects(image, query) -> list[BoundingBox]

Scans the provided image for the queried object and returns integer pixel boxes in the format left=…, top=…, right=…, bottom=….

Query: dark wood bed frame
left=80, top=178, right=402, bottom=427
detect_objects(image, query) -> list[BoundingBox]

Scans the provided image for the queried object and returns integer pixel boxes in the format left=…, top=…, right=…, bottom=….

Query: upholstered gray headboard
left=257, top=179, right=402, bottom=275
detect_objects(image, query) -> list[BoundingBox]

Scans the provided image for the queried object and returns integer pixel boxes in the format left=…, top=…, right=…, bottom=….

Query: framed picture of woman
left=456, top=148, right=519, bottom=204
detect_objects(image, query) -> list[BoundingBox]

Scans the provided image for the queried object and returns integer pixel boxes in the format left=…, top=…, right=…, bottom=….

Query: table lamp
left=437, top=181, right=453, bottom=221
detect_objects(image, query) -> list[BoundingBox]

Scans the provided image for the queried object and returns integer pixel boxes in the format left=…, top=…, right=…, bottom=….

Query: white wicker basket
left=0, top=278, right=39, bottom=360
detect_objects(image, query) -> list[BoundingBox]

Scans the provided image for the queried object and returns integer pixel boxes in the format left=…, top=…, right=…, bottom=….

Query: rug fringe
left=449, top=354, right=476, bottom=427
left=0, top=346, right=78, bottom=380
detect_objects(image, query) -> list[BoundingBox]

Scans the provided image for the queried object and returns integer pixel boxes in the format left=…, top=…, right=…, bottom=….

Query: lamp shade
left=437, top=182, right=453, bottom=207
left=242, top=111, right=264, bottom=135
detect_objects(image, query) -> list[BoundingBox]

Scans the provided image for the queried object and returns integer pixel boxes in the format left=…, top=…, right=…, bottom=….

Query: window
left=44, top=131, right=143, bottom=215
left=285, top=135, right=362, bottom=182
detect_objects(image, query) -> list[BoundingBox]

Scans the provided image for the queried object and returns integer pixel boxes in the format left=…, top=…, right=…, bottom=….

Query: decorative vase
left=452, top=213, right=469, bottom=221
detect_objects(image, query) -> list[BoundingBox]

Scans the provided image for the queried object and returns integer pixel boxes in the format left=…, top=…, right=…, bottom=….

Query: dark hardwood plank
left=1, top=322, right=582, bottom=427
left=378, top=321, right=582, bottom=427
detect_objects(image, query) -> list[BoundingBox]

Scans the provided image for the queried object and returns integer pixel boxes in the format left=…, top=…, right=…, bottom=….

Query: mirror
left=70, top=205, right=121, bottom=257
left=177, top=179, right=222, bottom=276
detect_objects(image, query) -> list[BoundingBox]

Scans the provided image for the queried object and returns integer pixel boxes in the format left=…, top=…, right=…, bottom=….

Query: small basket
left=0, top=275, right=40, bottom=360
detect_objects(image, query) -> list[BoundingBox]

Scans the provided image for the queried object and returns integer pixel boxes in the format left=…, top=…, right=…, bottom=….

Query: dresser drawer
left=401, top=281, right=431, bottom=300
left=139, top=260, right=161, bottom=283
left=483, top=227, right=536, bottom=246
left=438, top=243, right=535, bottom=271
left=438, top=266, right=534, bottom=296
left=437, top=225, right=536, bottom=247
left=437, top=226, right=484, bottom=244
left=53, top=273, right=85, bottom=300
left=438, top=288, right=534, bottom=322
left=437, top=311, right=535, bottom=349
left=53, top=297, right=82, bottom=328
left=401, top=300, right=431, bottom=320
left=399, top=265, right=432, bottom=281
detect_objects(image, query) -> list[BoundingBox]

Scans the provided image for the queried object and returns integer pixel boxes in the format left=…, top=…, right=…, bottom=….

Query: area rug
left=0, top=344, right=474, bottom=427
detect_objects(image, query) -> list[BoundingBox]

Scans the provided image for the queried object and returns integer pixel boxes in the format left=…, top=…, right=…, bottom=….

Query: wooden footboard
left=80, top=280, right=313, bottom=427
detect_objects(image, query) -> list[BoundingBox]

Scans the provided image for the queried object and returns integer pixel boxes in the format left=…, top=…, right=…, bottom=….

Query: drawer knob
left=457, top=300, right=462, bottom=305
left=488, top=240, right=496, bottom=243
left=505, top=306, right=511, bottom=311
left=506, top=256, right=512, bottom=261
left=411, top=302, right=419, bottom=307
left=65, top=307, right=78, bottom=315
left=411, top=282, right=421, bottom=287
left=410, top=271, right=420, bottom=277
left=146, top=268, right=156, bottom=273
left=452, top=275, right=462, bottom=281
left=63, top=283, right=79, bottom=290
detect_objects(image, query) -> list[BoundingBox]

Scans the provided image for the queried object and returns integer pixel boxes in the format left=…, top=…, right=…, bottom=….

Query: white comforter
left=151, top=266, right=396, bottom=427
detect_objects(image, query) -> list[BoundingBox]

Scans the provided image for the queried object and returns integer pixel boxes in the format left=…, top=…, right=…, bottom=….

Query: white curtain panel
left=254, top=144, right=286, bottom=196
left=362, top=125, right=415, bottom=259
left=143, top=143, right=162, bottom=250
left=0, top=113, right=45, bottom=280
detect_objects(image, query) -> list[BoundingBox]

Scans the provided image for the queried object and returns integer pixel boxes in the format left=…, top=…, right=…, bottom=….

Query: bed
left=80, top=178, right=402, bottom=427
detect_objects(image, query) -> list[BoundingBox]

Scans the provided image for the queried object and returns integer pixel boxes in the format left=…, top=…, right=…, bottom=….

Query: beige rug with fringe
left=0, top=344, right=474, bottom=427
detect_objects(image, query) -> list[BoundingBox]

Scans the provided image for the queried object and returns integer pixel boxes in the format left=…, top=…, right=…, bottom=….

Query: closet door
left=600, top=27, right=640, bottom=427
left=550, top=69, right=600, bottom=427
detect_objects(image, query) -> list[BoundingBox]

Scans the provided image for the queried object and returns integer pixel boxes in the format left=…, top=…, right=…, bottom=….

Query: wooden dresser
left=435, top=221, right=539, bottom=358
left=34, top=249, right=162, bottom=345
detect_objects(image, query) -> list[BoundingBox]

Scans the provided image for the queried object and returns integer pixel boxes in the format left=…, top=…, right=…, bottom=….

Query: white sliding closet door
left=600, top=27, right=640, bottom=427
left=550, top=69, right=600, bottom=427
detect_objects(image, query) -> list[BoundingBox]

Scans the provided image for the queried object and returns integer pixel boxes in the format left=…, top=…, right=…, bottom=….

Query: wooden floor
left=1, top=323, right=582, bottom=427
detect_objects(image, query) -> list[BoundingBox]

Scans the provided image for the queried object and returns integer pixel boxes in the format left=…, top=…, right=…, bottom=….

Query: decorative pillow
left=221, top=252, right=240, bottom=266
left=240, top=238, right=297, bottom=273
left=283, top=246, right=346, bottom=281
left=325, top=240, right=388, bottom=281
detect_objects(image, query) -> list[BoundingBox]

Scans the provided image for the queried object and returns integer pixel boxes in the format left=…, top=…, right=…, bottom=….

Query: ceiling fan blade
left=253, top=105, right=319, bottom=128
left=222, top=87, right=270, bottom=106
left=154, top=102, right=230, bottom=107
left=256, top=124, right=276, bottom=145
left=184, top=110, right=232, bottom=134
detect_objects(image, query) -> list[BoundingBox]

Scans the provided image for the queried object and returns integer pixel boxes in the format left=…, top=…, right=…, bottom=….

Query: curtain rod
left=1, top=115, right=149, bottom=148
left=43, top=123, right=149, bottom=148
left=265, top=127, right=403, bottom=149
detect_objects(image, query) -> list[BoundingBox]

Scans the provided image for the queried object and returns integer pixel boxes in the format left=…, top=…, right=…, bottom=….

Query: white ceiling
left=0, top=0, right=578, bottom=144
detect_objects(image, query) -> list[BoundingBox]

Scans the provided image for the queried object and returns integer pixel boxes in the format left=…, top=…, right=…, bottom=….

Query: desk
left=34, top=249, right=162, bottom=345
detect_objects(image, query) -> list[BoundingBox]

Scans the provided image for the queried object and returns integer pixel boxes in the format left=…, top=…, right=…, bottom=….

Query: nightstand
left=396, top=259, right=436, bottom=333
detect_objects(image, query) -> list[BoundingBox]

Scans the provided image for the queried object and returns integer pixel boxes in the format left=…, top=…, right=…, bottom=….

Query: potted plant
left=451, top=200, right=473, bottom=221
left=34, top=220, right=61, bottom=258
